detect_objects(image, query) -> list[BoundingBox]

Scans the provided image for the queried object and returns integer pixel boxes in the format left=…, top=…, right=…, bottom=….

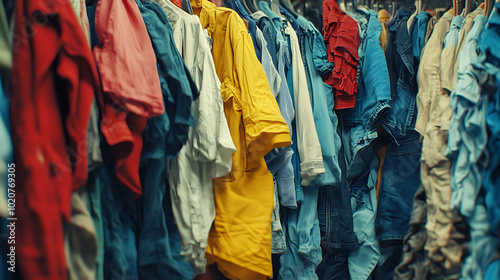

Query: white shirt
left=155, top=0, right=236, bottom=274
left=285, top=24, right=325, bottom=186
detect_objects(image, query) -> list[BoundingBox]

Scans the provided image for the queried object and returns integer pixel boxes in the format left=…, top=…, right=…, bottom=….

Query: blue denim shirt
left=341, top=10, right=391, bottom=166
left=477, top=3, right=500, bottom=234
left=255, top=11, right=297, bottom=208
left=381, top=9, right=418, bottom=141
left=291, top=15, right=342, bottom=188
left=445, top=14, right=487, bottom=218
left=253, top=13, right=278, bottom=68
left=411, top=11, right=431, bottom=61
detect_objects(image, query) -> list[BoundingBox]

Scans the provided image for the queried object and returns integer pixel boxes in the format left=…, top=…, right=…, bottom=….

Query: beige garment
left=425, top=16, right=437, bottom=44
left=419, top=8, right=483, bottom=269
left=415, top=9, right=453, bottom=259
left=378, top=9, right=390, bottom=51
left=64, top=187, right=98, bottom=280
left=65, top=2, right=99, bottom=280
left=415, top=10, right=453, bottom=136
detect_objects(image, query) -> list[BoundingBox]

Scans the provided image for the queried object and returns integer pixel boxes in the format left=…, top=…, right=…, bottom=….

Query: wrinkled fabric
left=411, top=11, right=432, bottom=61
left=476, top=3, right=500, bottom=235
left=156, top=0, right=236, bottom=273
left=341, top=10, right=391, bottom=153
left=382, top=8, right=418, bottom=140
left=322, top=0, right=361, bottom=109
left=445, top=14, right=487, bottom=219
left=11, top=0, right=99, bottom=277
left=136, top=1, right=198, bottom=278
left=394, top=185, right=430, bottom=280
left=90, top=0, right=164, bottom=198
left=278, top=24, right=324, bottom=280
left=376, top=135, right=422, bottom=241
left=294, top=15, right=341, bottom=188
left=285, top=25, right=325, bottom=186
left=192, top=0, right=292, bottom=278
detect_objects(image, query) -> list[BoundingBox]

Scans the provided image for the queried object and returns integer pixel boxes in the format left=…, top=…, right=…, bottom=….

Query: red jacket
left=322, top=0, right=361, bottom=109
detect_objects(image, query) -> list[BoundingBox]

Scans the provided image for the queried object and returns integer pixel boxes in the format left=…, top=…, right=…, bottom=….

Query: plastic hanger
left=407, top=0, right=422, bottom=32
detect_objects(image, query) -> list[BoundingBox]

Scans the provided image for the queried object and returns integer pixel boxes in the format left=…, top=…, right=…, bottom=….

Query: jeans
left=317, top=130, right=358, bottom=250
left=280, top=186, right=322, bottom=279
left=347, top=145, right=381, bottom=280
left=316, top=247, right=350, bottom=280
left=376, top=133, right=422, bottom=242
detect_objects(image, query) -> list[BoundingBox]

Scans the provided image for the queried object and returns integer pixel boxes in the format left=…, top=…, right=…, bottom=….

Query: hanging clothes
left=191, top=0, right=292, bottom=278
left=322, top=0, right=361, bottom=109
left=155, top=0, right=237, bottom=274
left=10, top=0, right=100, bottom=278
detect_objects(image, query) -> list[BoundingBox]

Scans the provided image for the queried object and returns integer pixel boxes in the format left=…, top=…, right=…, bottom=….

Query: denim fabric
left=253, top=13, right=278, bottom=69
left=252, top=27, right=287, bottom=255
left=294, top=15, right=342, bottom=188
left=279, top=28, right=323, bottom=279
left=317, top=125, right=358, bottom=249
left=254, top=28, right=281, bottom=98
left=262, top=15, right=297, bottom=208
left=381, top=9, right=418, bottom=140
left=136, top=1, right=194, bottom=278
left=316, top=247, right=350, bottom=280
left=347, top=142, right=381, bottom=280
left=484, top=259, right=500, bottom=280
left=136, top=0, right=198, bottom=159
left=477, top=3, right=500, bottom=234
left=372, top=242, right=403, bottom=280
left=340, top=10, right=391, bottom=162
left=279, top=186, right=322, bottom=279
left=227, top=0, right=258, bottom=58
left=394, top=185, right=430, bottom=280
left=272, top=178, right=286, bottom=254
left=376, top=133, right=421, bottom=242
left=258, top=2, right=286, bottom=46
left=411, top=12, right=431, bottom=61
left=99, top=151, right=139, bottom=280
left=445, top=15, right=488, bottom=218
left=461, top=195, right=499, bottom=280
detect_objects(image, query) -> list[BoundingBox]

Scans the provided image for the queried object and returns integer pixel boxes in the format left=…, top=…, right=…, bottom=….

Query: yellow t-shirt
left=191, top=0, right=292, bottom=279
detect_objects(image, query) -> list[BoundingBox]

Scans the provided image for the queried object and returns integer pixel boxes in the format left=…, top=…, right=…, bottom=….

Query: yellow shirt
left=191, top=0, right=292, bottom=279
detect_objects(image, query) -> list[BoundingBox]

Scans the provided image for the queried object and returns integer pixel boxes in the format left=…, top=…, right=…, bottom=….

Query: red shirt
left=92, top=0, right=164, bottom=197
left=322, top=0, right=361, bottom=109
left=11, top=0, right=99, bottom=278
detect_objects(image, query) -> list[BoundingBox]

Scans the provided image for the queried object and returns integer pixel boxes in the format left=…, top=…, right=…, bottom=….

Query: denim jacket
left=380, top=9, right=418, bottom=141
left=340, top=10, right=391, bottom=167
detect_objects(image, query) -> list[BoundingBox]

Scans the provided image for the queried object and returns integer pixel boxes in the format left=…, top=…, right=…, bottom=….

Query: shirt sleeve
left=232, top=14, right=291, bottom=169
left=288, top=26, right=325, bottom=186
